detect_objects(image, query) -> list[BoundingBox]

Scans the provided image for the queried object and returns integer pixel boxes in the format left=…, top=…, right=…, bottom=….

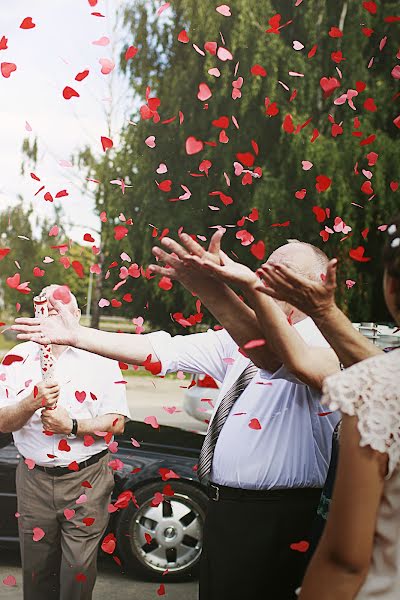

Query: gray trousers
left=16, top=453, right=115, bottom=600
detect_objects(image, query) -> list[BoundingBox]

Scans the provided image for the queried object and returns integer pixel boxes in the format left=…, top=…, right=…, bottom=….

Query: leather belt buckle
left=209, top=483, right=220, bottom=501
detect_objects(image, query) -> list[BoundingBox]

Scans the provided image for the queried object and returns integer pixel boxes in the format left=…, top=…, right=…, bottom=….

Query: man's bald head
left=266, top=240, right=329, bottom=282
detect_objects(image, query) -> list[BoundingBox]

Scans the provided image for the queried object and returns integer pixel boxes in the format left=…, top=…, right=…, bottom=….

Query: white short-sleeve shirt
left=148, top=318, right=340, bottom=490
left=0, top=342, right=131, bottom=466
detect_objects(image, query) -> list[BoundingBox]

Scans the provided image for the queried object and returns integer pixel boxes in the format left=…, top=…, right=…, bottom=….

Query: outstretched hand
left=149, top=229, right=226, bottom=292
left=188, top=250, right=259, bottom=290
left=256, top=258, right=338, bottom=318
left=12, top=294, right=80, bottom=346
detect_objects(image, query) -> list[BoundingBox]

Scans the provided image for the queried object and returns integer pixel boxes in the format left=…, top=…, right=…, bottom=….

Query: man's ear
left=76, top=308, right=82, bottom=321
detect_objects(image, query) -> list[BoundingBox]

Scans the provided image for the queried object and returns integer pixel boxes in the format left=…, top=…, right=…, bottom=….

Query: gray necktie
left=197, top=363, right=259, bottom=484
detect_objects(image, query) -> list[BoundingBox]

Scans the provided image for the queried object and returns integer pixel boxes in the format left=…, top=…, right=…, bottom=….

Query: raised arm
left=149, top=231, right=282, bottom=372
left=258, top=260, right=382, bottom=368
left=12, top=300, right=156, bottom=365
left=194, top=250, right=339, bottom=389
left=299, top=414, right=386, bottom=599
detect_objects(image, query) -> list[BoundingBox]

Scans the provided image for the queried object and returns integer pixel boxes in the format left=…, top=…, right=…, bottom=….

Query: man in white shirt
left=12, top=238, right=340, bottom=599
left=1, top=285, right=131, bottom=600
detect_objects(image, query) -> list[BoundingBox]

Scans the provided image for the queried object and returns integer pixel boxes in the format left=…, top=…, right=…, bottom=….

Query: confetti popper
left=33, top=293, right=57, bottom=409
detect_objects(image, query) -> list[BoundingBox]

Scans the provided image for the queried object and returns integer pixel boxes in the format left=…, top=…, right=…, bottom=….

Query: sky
left=0, top=0, right=128, bottom=244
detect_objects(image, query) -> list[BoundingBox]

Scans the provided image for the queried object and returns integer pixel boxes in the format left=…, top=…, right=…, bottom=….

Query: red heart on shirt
left=75, top=390, right=86, bottom=403
left=290, top=540, right=310, bottom=553
left=248, top=418, right=262, bottom=430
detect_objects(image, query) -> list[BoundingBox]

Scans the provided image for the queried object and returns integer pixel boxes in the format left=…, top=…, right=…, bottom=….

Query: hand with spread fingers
left=189, top=248, right=259, bottom=290
left=149, top=228, right=226, bottom=293
left=12, top=295, right=80, bottom=346
left=256, top=258, right=338, bottom=319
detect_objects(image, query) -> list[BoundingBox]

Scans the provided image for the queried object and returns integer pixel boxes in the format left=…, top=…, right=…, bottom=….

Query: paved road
left=0, top=550, right=198, bottom=599
left=0, top=375, right=203, bottom=598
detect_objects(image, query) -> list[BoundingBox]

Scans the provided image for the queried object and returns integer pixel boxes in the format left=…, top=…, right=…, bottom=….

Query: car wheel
left=116, top=481, right=208, bottom=581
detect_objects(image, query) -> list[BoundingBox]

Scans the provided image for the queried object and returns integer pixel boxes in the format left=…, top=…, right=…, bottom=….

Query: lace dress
left=322, top=348, right=400, bottom=599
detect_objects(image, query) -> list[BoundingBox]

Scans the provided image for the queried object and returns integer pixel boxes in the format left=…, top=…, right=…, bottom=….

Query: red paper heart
left=177, top=30, right=189, bottom=43
left=249, top=418, right=262, bottom=430
left=1, top=62, right=17, bottom=78
left=101, top=533, right=116, bottom=554
left=204, top=41, right=217, bottom=55
left=2, top=354, right=23, bottom=366
left=158, top=276, right=173, bottom=291
left=364, top=97, right=377, bottom=112
left=6, top=273, right=20, bottom=289
left=319, top=76, right=340, bottom=97
left=250, top=241, right=266, bottom=260
left=58, top=439, right=71, bottom=452
left=20, top=17, right=36, bottom=29
left=212, top=116, right=229, bottom=128
left=185, top=136, right=204, bottom=155
left=75, top=390, right=86, bottom=403
left=361, top=180, right=373, bottom=195
left=62, top=86, right=80, bottom=100
left=315, top=175, right=332, bottom=192
left=295, top=189, right=306, bottom=200
left=290, top=540, right=309, bottom=553
left=33, top=267, right=45, bottom=277
left=0, top=248, right=10, bottom=260
left=83, top=517, right=95, bottom=526
left=101, top=136, right=113, bottom=152
left=250, top=64, right=267, bottom=77
left=390, top=181, right=398, bottom=192
left=349, top=246, right=371, bottom=262
left=2, top=575, right=16, bottom=586
left=75, top=69, right=89, bottom=81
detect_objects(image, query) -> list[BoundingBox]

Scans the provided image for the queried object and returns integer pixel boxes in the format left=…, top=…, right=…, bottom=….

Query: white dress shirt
left=148, top=318, right=340, bottom=490
left=0, top=342, right=131, bottom=466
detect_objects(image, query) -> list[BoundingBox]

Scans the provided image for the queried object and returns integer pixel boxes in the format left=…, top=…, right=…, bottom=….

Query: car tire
left=115, top=481, right=208, bottom=582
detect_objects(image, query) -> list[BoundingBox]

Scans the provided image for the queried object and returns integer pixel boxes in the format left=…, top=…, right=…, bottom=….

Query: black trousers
left=199, top=487, right=322, bottom=600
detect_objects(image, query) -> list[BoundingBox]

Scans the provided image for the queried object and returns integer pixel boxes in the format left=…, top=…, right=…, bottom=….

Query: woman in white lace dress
left=257, top=216, right=400, bottom=599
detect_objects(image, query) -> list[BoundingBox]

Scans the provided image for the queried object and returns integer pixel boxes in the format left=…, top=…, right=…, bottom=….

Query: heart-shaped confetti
left=32, top=527, right=45, bottom=542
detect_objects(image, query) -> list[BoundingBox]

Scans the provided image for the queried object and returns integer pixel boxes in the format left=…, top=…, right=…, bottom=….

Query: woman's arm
left=258, top=261, right=382, bottom=368
left=299, top=414, right=386, bottom=599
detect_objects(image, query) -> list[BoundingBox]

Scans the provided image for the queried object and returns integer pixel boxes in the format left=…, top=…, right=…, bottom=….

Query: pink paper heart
left=163, top=406, right=178, bottom=414
left=216, top=4, right=231, bottom=16
left=208, top=67, right=221, bottom=77
left=197, top=82, right=212, bottom=101
left=234, top=161, right=244, bottom=176
left=0, top=373, right=6, bottom=381
left=98, top=298, right=110, bottom=308
left=43, top=256, right=54, bottom=263
left=131, top=438, right=141, bottom=448
left=99, top=57, right=115, bottom=74
left=108, top=441, right=118, bottom=453
left=144, top=415, right=159, bottom=429
left=76, top=494, right=87, bottom=505
left=32, top=527, right=45, bottom=542
left=292, top=40, right=304, bottom=50
left=156, top=163, right=168, bottom=174
left=301, top=160, right=313, bottom=170
left=64, top=508, right=75, bottom=520
left=132, top=316, right=144, bottom=326
left=24, top=458, right=35, bottom=470
left=2, top=575, right=16, bottom=587
left=232, top=87, right=242, bottom=100
left=92, top=36, right=110, bottom=46
left=145, top=135, right=156, bottom=148
left=217, top=47, right=233, bottom=61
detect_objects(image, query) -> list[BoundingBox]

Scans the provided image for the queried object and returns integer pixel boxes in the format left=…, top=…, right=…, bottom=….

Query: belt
left=207, top=483, right=322, bottom=502
left=24, top=449, right=109, bottom=477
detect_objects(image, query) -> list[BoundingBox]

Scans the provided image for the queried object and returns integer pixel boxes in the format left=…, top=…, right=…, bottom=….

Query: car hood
left=117, top=420, right=204, bottom=455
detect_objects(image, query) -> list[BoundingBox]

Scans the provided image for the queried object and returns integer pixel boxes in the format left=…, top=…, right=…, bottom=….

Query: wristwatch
left=67, top=418, right=78, bottom=439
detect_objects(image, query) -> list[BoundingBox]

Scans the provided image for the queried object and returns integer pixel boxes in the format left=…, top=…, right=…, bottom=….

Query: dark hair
left=383, top=215, right=400, bottom=280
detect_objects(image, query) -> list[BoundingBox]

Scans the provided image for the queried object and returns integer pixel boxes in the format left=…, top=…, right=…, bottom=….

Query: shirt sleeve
left=147, top=328, right=235, bottom=382
left=95, top=358, right=131, bottom=420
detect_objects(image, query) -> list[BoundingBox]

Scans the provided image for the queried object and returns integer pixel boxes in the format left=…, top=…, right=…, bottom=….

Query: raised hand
left=12, top=295, right=80, bottom=346
left=256, top=258, right=338, bottom=318
left=149, top=229, right=225, bottom=292
left=31, top=381, right=60, bottom=411
left=188, top=250, right=259, bottom=290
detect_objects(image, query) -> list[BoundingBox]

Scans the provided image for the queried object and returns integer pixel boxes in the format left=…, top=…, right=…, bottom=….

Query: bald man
left=13, top=236, right=340, bottom=600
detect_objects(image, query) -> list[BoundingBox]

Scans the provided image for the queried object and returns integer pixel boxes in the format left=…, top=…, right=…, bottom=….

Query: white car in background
left=183, top=323, right=400, bottom=425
